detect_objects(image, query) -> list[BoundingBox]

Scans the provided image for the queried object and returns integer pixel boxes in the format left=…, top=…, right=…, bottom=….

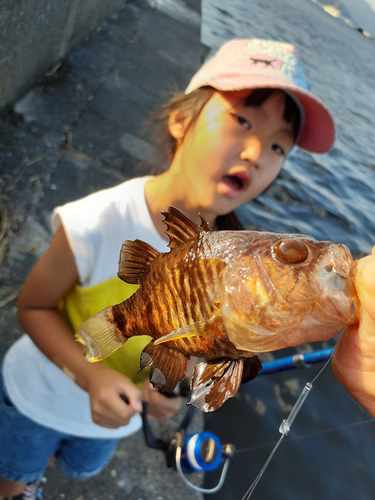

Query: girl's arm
left=17, top=225, right=142, bottom=428
left=332, top=248, right=375, bottom=418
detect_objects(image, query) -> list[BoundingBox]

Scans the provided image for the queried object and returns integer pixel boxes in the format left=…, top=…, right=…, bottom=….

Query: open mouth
left=220, top=171, right=251, bottom=198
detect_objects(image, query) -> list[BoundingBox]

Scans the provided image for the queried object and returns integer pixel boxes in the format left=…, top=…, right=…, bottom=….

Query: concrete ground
left=0, top=0, right=205, bottom=498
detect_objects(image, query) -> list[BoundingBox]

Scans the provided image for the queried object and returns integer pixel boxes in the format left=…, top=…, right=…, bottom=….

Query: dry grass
left=0, top=197, right=14, bottom=266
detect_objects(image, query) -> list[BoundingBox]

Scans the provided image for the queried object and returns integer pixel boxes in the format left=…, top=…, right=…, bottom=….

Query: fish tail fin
left=75, top=307, right=126, bottom=362
left=140, top=341, right=188, bottom=393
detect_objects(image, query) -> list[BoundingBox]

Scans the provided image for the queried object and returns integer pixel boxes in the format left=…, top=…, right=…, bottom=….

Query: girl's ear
left=168, top=110, right=191, bottom=140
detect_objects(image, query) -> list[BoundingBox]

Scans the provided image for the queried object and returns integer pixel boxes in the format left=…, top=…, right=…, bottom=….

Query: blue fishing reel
left=180, top=430, right=223, bottom=472
left=141, top=400, right=235, bottom=493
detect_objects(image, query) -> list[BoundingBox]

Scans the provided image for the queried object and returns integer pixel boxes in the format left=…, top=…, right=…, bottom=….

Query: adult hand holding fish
left=332, top=248, right=375, bottom=418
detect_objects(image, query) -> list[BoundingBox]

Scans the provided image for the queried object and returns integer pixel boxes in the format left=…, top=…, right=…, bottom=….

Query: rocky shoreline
left=0, top=1, right=204, bottom=498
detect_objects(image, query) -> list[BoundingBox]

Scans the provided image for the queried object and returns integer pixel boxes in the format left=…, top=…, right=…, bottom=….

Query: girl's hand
left=84, top=363, right=143, bottom=428
left=332, top=248, right=375, bottom=417
left=142, top=381, right=182, bottom=420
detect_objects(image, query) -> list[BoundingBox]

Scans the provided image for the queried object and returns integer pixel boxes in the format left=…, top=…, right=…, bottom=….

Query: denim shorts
left=0, top=366, right=119, bottom=483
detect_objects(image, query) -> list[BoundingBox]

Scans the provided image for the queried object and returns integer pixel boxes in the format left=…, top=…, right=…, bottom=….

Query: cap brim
left=187, top=78, right=335, bottom=154
left=290, top=90, right=335, bottom=153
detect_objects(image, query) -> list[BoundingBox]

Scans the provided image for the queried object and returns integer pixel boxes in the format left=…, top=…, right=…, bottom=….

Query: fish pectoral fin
left=75, top=307, right=125, bottom=362
left=188, top=358, right=245, bottom=412
left=241, top=356, right=263, bottom=384
left=161, top=206, right=210, bottom=250
left=140, top=341, right=188, bottom=393
left=118, top=239, right=160, bottom=284
left=154, top=318, right=215, bottom=345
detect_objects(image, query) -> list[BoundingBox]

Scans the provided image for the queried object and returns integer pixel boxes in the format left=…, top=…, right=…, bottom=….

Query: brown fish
left=75, top=206, right=357, bottom=412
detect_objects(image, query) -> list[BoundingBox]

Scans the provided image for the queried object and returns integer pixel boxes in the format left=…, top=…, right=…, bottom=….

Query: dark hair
left=243, top=88, right=301, bottom=141
left=147, top=87, right=215, bottom=167
left=216, top=210, right=245, bottom=230
left=147, top=86, right=301, bottom=231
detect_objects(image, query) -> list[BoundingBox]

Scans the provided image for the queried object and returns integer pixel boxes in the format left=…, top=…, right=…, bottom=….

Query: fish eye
left=273, top=240, right=309, bottom=264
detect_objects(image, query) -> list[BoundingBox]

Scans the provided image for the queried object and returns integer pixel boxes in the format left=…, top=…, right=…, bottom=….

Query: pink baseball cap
left=185, top=38, right=335, bottom=153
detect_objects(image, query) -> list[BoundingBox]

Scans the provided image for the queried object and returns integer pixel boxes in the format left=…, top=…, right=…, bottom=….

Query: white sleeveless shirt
left=3, top=176, right=169, bottom=438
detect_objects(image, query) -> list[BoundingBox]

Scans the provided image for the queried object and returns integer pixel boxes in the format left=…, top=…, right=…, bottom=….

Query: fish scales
left=161, top=268, right=180, bottom=329
left=163, top=257, right=216, bottom=335
left=157, top=248, right=204, bottom=330
left=160, top=244, right=220, bottom=329
left=111, top=243, right=221, bottom=342
left=76, top=206, right=357, bottom=412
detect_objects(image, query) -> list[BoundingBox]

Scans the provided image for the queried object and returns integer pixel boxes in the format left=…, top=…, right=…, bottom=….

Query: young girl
left=0, top=37, right=341, bottom=498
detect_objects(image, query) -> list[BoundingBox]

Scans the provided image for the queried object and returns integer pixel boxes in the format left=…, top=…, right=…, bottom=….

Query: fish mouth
left=320, top=245, right=357, bottom=323
left=219, top=170, right=251, bottom=198
left=330, top=244, right=354, bottom=280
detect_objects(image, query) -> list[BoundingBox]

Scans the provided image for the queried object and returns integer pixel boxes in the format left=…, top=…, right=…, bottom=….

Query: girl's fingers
left=91, top=393, right=139, bottom=428
left=116, top=380, right=143, bottom=414
left=88, top=369, right=143, bottom=427
left=141, top=381, right=157, bottom=401
left=142, top=381, right=182, bottom=420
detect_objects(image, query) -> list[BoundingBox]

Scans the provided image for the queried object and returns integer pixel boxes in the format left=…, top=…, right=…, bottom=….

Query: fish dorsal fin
left=161, top=206, right=210, bottom=249
left=199, top=214, right=210, bottom=232
left=118, top=239, right=160, bottom=284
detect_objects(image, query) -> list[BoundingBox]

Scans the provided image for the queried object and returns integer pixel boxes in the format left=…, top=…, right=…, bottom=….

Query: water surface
left=201, top=1, right=375, bottom=498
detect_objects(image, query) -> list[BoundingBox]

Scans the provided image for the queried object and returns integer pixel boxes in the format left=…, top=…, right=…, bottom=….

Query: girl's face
left=171, top=89, right=295, bottom=219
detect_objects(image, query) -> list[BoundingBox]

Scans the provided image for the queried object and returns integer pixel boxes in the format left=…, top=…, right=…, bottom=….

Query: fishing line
left=240, top=433, right=285, bottom=500
left=310, top=352, right=333, bottom=384
left=240, top=353, right=333, bottom=500
left=236, top=349, right=375, bottom=456
left=235, top=416, right=375, bottom=456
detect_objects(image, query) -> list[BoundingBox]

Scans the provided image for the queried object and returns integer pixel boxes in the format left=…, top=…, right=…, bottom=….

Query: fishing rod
left=140, top=347, right=335, bottom=495
left=258, top=347, right=334, bottom=375
left=141, top=394, right=235, bottom=494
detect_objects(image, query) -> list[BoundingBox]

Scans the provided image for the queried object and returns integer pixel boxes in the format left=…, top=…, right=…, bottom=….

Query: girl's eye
left=272, top=144, right=285, bottom=156
left=235, top=115, right=251, bottom=130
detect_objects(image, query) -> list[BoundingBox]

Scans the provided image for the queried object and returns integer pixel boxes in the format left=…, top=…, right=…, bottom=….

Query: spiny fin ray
left=161, top=206, right=210, bottom=249
left=154, top=317, right=216, bottom=345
